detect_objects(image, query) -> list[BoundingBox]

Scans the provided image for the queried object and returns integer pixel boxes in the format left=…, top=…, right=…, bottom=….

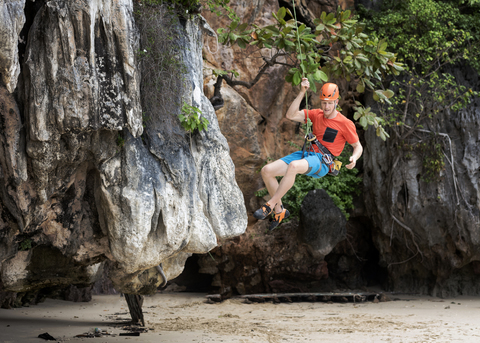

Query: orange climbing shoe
left=269, top=206, right=290, bottom=230
left=253, top=202, right=274, bottom=220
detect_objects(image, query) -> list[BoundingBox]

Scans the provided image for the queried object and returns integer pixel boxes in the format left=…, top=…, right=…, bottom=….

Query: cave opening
left=323, top=221, right=388, bottom=291
left=168, top=254, right=213, bottom=292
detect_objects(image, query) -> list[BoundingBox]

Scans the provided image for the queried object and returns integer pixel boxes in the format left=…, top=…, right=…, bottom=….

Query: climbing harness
left=301, top=132, right=342, bottom=176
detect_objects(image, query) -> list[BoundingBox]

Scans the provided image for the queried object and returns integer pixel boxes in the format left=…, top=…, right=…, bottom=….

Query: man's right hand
left=301, top=77, right=310, bottom=92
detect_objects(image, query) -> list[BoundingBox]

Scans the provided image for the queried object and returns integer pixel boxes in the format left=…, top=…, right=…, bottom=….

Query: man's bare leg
left=261, top=159, right=289, bottom=213
left=267, top=159, right=309, bottom=211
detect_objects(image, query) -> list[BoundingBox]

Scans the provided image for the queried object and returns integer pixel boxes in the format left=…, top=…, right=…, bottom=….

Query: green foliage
left=138, top=0, right=196, bottom=16
left=359, top=0, right=480, bottom=72
left=217, top=7, right=403, bottom=141
left=359, top=0, right=480, bottom=180
left=117, top=134, right=125, bottom=148
left=212, top=68, right=239, bottom=78
left=400, top=135, right=446, bottom=182
left=420, top=141, right=445, bottom=182
left=138, top=0, right=237, bottom=19
left=256, top=150, right=362, bottom=220
left=353, top=101, right=390, bottom=140
left=203, top=0, right=237, bottom=20
left=178, top=102, right=209, bottom=133
left=19, top=238, right=32, bottom=251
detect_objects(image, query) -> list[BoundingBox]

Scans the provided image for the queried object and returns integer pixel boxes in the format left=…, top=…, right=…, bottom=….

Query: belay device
left=301, top=132, right=342, bottom=176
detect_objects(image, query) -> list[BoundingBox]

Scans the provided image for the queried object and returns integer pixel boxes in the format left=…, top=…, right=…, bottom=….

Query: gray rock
left=0, top=1, right=246, bottom=295
left=299, top=189, right=346, bottom=256
left=363, top=64, right=480, bottom=296
left=0, top=0, right=25, bottom=93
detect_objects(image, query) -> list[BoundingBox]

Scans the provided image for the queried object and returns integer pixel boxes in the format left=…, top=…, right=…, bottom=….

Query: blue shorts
left=280, top=151, right=329, bottom=178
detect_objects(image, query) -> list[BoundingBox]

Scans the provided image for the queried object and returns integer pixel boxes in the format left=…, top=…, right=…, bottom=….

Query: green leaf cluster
left=217, top=6, right=404, bottom=140
left=19, top=238, right=32, bottom=251
left=359, top=0, right=480, bottom=72
left=212, top=68, right=239, bottom=78
left=178, top=102, right=209, bottom=133
left=353, top=101, right=390, bottom=140
left=359, top=0, right=480, bottom=178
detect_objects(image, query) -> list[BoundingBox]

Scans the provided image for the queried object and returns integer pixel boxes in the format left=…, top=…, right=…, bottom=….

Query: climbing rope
left=291, top=0, right=311, bottom=137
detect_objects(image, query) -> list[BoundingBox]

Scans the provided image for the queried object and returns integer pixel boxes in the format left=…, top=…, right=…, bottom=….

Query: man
left=253, top=78, right=363, bottom=230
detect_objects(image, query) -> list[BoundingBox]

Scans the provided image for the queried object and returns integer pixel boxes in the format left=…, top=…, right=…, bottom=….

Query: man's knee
left=261, top=163, right=274, bottom=178
left=261, top=159, right=288, bottom=178
left=287, top=160, right=307, bottom=174
left=288, top=161, right=301, bottom=174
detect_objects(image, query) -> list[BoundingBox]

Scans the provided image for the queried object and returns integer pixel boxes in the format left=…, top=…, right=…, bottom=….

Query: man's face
left=321, top=100, right=337, bottom=118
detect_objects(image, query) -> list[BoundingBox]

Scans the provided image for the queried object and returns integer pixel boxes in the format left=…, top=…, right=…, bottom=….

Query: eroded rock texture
left=197, top=189, right=349, bottom=296
left=363, top=65, right=480, bottom=297
left=196, top=0, right=368, bottom=295
left=0, top=0, right=246, bottom=300
left=0, top=0, right=25, bottom=93
left=198, top=218, right=329, bottom=297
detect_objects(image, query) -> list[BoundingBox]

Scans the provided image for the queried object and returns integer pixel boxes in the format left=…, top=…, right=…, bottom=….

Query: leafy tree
left=358, top=0, right=480, bottom=179
left=211, top=6, right=404, bottom=140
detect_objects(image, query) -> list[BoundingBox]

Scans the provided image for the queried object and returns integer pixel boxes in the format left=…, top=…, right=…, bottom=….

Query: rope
left=291, top=0, right=311, bottom=137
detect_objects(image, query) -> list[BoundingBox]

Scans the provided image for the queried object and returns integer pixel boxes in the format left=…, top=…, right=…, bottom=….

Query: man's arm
left=286, top=78, right=309, bottom=123
left=346, top=141, right=363, bottom=169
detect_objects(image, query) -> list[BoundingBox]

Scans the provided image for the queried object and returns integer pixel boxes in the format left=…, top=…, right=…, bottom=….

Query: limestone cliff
left=363, top=64, right=480, bottom=297
left=0, top=0, right=246, bottom=301
left=201, top=0, right=480, bottom=297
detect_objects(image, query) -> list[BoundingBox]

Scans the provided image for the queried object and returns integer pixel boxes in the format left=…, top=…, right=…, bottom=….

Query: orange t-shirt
left=303, top=109, right=359, bottom=156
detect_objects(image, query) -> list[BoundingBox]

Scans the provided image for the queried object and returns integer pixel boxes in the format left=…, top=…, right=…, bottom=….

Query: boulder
left=198, top=219, right=329, bottom=297
left=299, top=189, right=347, bottom=256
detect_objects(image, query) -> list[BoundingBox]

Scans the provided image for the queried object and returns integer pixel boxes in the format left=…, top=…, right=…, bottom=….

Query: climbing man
left=253, top=78, right=363, bottom=230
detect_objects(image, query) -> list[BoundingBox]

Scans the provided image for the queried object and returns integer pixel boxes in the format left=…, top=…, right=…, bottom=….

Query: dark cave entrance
left=168, top=254, right=214, bottom=292
left=324, top=219, right=388, bottom=291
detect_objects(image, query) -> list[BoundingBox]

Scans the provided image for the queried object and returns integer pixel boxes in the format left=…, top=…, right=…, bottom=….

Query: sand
left=1, top=292, right=480, bottom=342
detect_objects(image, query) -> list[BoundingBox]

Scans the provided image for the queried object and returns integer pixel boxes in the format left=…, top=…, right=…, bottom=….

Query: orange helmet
left=319, top=83, right=339, bottom=101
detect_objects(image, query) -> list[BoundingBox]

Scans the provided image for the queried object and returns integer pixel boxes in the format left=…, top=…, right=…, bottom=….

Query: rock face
left=0, top=0, right=25, bottom=93
left=198, top=218, right=329, bottom=297
left=363, top=64, right=480, bottom=297
left=0, top=0, right=246, bottom=300
left=202, top=0, right=303, bottom=212
left=202, top=0, right=357, bottom=213
left=197, top=189, right=352, bottom=296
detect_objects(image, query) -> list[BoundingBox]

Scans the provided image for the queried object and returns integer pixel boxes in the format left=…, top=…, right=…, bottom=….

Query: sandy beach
left=1, top=292, right=480, bottom=343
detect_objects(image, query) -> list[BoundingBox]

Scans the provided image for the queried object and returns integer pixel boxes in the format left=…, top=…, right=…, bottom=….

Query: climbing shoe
left=253, top=202, right=274, bottom=220
left=269, top=206, right=290, bottom=230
